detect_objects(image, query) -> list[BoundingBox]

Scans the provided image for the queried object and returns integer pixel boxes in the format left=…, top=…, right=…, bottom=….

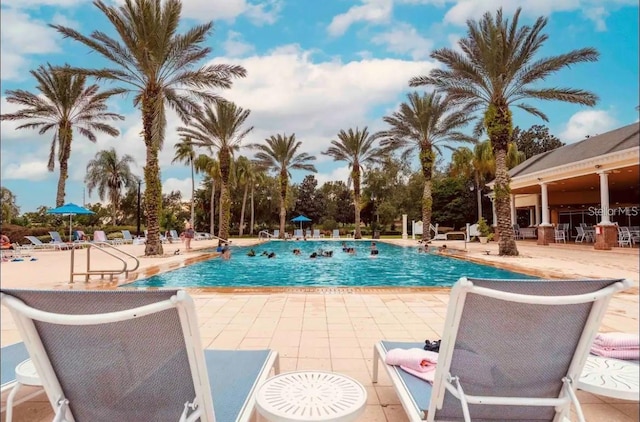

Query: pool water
left=125, top=241, right=536, bottom=288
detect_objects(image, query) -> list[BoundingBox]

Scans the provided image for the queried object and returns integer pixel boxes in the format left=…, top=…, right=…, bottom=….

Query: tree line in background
left=0, top=2, right=595, bottom=257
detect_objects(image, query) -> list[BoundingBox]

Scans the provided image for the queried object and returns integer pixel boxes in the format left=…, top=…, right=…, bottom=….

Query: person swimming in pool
left=268, top=252, right=276, bottom=259
left=293, top=249, right=301, bottom=255
left=309, top=252, right=318, bottom=259
left=247, top=249, right=256, bottom=257
left=341, top=241, right=348, bottom=252
left=370, top=242, right=379, bottom=256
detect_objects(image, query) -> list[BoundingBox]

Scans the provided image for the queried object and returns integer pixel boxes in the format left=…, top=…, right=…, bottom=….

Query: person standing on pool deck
left=370, top=242, right=379, bottom=256
left=183, top=220, right=194, bottom=250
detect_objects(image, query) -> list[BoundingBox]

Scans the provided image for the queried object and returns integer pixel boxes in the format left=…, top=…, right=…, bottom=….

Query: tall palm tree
left=249, top=134, right=317, bottom=238
left=52, top=0, right=246, bottom=255
left=177, top=101, right=253, bottom=241
left=410, top=7, right=599, bottom=255
left=194, top=155, right=219, bottom=236
left=323, top=127, right=386, bottom=239
left=85, top=148, right=137, bottom=225
left=380, top=92, right=474, bottom=241
left=172, top=136, right=197, bottom=226
left=234, top=156, right=254, bottom=236
left=1, top=64, right=123, bottom=207
left=450, top=141, right=494, bottom=221
left=249, top=170, right=268, bottom=235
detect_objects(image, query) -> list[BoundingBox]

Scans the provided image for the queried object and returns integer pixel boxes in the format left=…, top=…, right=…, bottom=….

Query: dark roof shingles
left=509, top=123, right=640, bottom=178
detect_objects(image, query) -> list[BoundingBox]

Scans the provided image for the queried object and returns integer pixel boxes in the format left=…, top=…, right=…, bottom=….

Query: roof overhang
left=487, top=146, right=640, bottom=191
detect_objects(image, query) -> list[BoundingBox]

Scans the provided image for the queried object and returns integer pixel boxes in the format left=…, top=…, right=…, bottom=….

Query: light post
left=136, top=179, right=144, bottom=237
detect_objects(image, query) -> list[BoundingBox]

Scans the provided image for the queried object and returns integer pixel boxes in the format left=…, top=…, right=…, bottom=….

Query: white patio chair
left=618, top=227, right=633, bottom=247
left=1, top=341, right=46, bottom=418
left=554, top=227, right=566, bottom=243
left=0, top=289, right=280, bottom=422
left=575, top=226, right=587, bottom=243
left=332, top=229, right=340, bottom=239
left=372, top=277, right=632, bottom=422
left=312, top=229, right=321, bottom=239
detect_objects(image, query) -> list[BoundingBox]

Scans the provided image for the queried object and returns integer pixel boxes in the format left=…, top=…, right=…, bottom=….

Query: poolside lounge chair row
left=0, top=277, right=631, bottom=422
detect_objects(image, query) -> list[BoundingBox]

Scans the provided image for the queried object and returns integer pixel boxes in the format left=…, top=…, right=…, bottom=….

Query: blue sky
left=1, top=0, right=638, bottom=213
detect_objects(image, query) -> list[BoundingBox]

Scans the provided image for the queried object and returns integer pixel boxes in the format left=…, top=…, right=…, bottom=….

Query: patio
left=1, top=239, right=638, bottom=421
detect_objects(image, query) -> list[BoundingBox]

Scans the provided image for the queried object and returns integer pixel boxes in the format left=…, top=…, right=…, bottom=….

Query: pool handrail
left=258, top=230, right=275, bottom=240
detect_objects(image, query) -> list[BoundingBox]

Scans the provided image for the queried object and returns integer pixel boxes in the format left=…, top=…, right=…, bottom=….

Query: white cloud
left=559, top=109, right=618, bottom=143
left=370, top=22, right=434, bottom=60
left=223, top=31, right=255, bottom=57
left=315, top=166, right=352, bottom=187
left=0, top=9, right=62, bottom=80
left=163, top=177, right=194, bottom=200
left=2, top=160, right=50, bottom=181
left=328, top=0, right=393, bottom=37
left=50, top=12, right=80, bottom=29
left=211, top=45, right=436, bottom=159
left=439, top=0, right=638, bottom=31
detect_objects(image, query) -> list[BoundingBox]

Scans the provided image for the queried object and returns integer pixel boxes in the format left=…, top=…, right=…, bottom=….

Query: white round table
left=6, top=359, right=44, bottom=422
left=255, top=371, right=367, bottom=422
left=578, top=356, right=639, bottom=401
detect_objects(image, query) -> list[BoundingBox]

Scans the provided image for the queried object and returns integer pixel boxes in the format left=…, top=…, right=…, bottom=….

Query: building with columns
left=488, top=122, right=639, bottom=249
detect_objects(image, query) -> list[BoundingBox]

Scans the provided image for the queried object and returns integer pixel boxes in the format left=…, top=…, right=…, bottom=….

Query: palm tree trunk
left=353, top=166, right=362, bottom=239
left=141, top=90, right=163, bottom=256
left=239, top=183, right=248, bottom=236
left=55, top=124, right=72, bottom=207
left=218, top=148, right=231, bottom=240
left=111, top=192, right=118, bottom=226
left=420, top=146, right=435, bottom=241
left=494, top=149, right=518, bottom=255
left=209, top=180, right=216, bottom=235
left=486, top=102, right=518, bottom=256
left=249, top=185, right=255, bottom=235
left=190, top=160, right=195, bottom=226
left=279, top=171, right=287, bottom=239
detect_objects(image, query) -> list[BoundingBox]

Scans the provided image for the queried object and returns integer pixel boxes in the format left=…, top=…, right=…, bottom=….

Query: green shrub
left=477, top=217, right=491, bottom=237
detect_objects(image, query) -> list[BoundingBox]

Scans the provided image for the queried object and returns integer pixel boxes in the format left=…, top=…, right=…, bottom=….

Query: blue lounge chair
left=120, top=230, right=134, bottom=244
left=48, top=231, right=68, bottom=245
left=332, top=229, right=340, bottom=239
left=0, top=289, right=280, bottom=422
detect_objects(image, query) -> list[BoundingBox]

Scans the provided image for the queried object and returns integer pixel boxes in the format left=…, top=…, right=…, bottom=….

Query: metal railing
left=69, top=242, right=140, bottom=284
left=258, top=230, right=275, bottom=240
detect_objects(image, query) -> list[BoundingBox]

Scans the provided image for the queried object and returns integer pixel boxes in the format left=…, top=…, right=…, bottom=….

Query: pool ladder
left=69, top=242, right=140, bottom=284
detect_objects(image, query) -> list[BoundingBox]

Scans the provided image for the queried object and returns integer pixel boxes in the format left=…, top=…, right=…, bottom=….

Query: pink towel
left=385, top=348, right=438, bottom=383
left=593, top=332, right=639, bottom=349
left=591, top=345, right=640, bottom=360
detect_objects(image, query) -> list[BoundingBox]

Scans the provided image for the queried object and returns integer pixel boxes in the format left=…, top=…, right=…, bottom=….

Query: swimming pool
left=125, top=241, right=536, bottom=288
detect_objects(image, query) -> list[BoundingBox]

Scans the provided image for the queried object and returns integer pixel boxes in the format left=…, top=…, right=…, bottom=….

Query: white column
left=540, top=182, right=551, bottom=226
left=529, top=208, right=535, bottom=227
left=535, top=194, right=541, bottom=226
left=402, top=214, right=408, bottom=239
left=598, top=171, right=613, bottom=225
left=510, top=194, right=517, bottom=224
left=411, top=221, right=415, bottom=240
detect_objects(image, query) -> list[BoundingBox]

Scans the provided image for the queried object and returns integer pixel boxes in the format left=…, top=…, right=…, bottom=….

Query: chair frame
left=0, top=290, right=279, bottom=422
left=372, top=277, right=631, bottom=422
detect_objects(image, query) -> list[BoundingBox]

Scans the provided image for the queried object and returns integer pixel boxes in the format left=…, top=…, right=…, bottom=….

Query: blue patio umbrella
left=291, top=215, right=312, bottom=231
left=47, top=203, right=95, bottom=241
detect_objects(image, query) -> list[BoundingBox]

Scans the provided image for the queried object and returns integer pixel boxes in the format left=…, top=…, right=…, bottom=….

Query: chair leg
left=5, top=382, right=22, bottom=422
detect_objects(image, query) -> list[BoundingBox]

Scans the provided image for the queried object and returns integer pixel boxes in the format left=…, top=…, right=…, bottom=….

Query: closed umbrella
left=290, top=215, right=312, bottom=231
left=47, top=203, right=95, bottom=242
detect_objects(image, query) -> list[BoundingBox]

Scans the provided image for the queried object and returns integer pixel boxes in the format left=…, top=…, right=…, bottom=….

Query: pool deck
left=1, top=237, right=638, bottom=421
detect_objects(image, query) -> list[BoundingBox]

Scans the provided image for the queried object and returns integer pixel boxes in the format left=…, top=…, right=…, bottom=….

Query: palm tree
left=450, top=141, right=494, bottom=221
left=1, top=64, right=123, bottom=207
left=380, top=92, right=474, bottom=241
left=323, top=127, right=386, bottom=239
left=172, top=136, right=197, bottom=226
left=249, top=134, right=317, bottom=238
left=194, top=155, right=220, bottom=236
left=52, top=0, right=246, bottom=256
left=410, top=7, right=599, bottom=255
left=85, top=148, right=137, bottom=225
left=234, top=156, right=254, bottom=236
left=177, top=101, right=253, bottom=241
